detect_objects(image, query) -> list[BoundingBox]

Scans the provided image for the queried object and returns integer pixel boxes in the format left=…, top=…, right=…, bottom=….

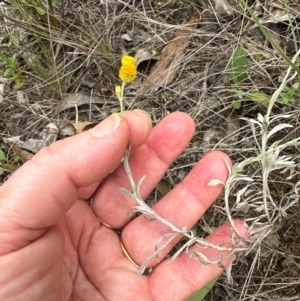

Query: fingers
left=149, top=220, right=248, bottom=301
left=121, top=151, right=232, bottom=266
left=91, top=112, right=195, bottom=229
left=0, top=111, right=151, bottom=254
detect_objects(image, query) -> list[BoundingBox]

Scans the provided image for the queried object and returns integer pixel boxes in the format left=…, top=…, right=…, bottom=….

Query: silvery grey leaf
left=119, top=188, right=135, bottom=200
left=266, top=124, right=293, bottom=141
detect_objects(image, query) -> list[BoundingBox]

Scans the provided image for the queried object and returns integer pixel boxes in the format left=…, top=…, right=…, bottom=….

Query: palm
left=61, top=200, right=151, bottom=301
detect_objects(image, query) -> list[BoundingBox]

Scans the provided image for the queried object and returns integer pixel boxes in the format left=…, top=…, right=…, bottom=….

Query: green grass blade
left=185, top=277, right=218, bottom=301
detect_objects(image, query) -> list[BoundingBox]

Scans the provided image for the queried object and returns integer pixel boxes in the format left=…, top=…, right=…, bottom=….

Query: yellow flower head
left=116, top=55, right=137, bottom=111
left=119, top=55, right=137, bottom=83
left=119, top=64, right=137, bottom=83
left=121, top=55, right=136, bottom=66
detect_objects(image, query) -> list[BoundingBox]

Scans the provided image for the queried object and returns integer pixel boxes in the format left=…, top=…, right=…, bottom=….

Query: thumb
left=0, top=112, right=150, bottom=254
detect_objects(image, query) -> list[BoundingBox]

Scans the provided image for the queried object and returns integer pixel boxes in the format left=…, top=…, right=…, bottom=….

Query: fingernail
left=133, top=109, right=152, bottom=128
left=91, top=114, right=120, bottom=137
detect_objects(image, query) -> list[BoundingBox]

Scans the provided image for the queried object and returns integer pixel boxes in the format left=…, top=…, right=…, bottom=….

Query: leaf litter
left=138, top=10, right=201, bottom=97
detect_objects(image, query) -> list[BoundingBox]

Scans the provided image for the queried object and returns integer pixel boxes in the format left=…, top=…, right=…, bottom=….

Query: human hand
left=0, top=110, right=248, bottom=301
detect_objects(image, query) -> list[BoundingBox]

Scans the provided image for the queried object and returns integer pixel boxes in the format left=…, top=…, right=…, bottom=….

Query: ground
left=1, top=0, right=300, bottom=300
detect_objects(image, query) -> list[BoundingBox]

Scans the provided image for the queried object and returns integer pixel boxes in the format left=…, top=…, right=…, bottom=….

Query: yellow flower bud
left=115, top=85, right=122, bottom=100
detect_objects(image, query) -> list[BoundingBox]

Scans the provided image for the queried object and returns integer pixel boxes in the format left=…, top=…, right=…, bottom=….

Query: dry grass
left=1, top=0, right=300, bottom=300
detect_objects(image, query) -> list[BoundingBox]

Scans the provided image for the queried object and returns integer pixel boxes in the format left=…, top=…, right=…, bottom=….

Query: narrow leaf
left=229, top=46, right=247, bottom=84
left=119, top=188, right=136, bottom=200
left=266, top=124, right=293, bottom=141
left=35, top=7, right=45, bottom=15
left=0, top=149, right=7, bottom=161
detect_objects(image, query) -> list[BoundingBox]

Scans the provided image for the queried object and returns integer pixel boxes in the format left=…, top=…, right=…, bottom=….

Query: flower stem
left=119, top=81, right=126, bottom=112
